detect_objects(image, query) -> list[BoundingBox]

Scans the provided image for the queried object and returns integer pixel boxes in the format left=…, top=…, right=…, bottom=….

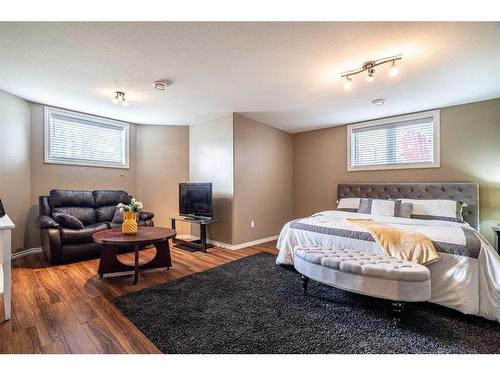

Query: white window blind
left=44, top=107, right=129, bottom=168
left=348, top=111, right=440, bottom=171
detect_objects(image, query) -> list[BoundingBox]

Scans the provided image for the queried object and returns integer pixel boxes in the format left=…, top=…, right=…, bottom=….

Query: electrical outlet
left=250, top=220, right=255, bottom=229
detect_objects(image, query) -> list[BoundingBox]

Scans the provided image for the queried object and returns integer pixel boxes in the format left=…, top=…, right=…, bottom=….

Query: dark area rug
left=113, top=253, right=500, bottom=354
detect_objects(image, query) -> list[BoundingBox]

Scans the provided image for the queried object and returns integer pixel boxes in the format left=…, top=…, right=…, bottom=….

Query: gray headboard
left=337, top=183, right=479, bottom=230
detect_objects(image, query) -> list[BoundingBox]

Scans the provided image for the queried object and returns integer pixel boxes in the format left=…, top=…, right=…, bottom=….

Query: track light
left=365, top=69, right=375, bottom=82
left=389, top=61, right=399, bottom=77
left=344, top=76, right=352, bottom=90
left=112, top=91, right=128, bottom=106
left=340, top=54, right=402, bottom=90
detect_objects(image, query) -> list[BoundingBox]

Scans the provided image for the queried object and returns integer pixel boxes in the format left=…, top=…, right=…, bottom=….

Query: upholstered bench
left=293, top=246, right=431, bottom=321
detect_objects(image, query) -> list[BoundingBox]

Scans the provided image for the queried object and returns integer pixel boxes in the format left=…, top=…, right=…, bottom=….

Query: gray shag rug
left=113, top=253, right=500, bottom=354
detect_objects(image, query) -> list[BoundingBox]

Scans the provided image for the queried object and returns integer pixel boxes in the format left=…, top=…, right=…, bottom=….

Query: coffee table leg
left=134, top=244, right=139, bottom=284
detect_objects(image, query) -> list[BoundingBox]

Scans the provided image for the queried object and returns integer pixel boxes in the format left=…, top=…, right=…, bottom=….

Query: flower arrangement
left=117, top=198, right=143, bottom=212
left=117, top=198, right=143, bottom=235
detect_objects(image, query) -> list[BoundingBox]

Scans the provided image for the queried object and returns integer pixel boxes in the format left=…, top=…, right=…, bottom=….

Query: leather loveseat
left=36, top=189, right=154, bottom=263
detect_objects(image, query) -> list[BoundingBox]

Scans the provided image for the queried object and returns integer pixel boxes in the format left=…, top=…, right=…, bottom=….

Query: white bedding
left=276, top=210, right=500, bottom=322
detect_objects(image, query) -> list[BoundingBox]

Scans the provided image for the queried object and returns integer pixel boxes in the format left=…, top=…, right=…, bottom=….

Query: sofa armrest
left=36, top=215, right=60, bottom=229
left=139, top=211, right=154, bottom=220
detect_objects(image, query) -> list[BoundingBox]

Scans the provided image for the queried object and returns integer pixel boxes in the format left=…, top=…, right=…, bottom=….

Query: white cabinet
left=0, top=215, right=14, bottom=321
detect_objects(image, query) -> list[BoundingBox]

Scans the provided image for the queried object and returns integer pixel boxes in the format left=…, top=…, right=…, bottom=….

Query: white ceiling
left=0, top=22, right=499, bottom=133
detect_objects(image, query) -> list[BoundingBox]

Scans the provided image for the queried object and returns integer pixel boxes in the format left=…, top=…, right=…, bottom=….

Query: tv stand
left=170, top=217, right=220, bottom=252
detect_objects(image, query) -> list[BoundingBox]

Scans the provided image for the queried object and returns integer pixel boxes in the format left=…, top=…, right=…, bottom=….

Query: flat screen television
left=179, top=183, right=213, bottom=219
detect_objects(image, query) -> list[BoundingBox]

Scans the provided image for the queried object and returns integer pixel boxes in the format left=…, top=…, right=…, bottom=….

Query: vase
left=122, top=211, right=138, bottom=235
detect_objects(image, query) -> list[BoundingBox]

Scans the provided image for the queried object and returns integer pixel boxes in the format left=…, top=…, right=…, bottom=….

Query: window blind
left=45, top=108, right=129, bottom=168
left=350, top=115, right=437, bottom=170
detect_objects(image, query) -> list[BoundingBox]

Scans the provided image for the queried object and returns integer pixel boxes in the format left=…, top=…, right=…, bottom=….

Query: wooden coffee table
left=93, top=227, right=176, bottom=284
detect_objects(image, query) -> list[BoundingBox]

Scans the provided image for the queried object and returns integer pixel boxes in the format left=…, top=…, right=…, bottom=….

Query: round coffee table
left=93, top=227, right=176, bottom=284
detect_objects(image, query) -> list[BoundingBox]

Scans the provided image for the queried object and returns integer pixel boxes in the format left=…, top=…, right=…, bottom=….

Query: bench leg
left=391, top=301, right=406, bottom=326
left=301, top=275, right=309, bottom=295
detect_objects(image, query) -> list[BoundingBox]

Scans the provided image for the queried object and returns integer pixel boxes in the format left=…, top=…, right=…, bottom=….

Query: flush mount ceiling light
left=153, top=80, right=169, bottom=91
left=371, top=98, right=386, bottom=106
left=112, top=91, right=128, bottom=106
left=341, top=55, right=402, bottom=90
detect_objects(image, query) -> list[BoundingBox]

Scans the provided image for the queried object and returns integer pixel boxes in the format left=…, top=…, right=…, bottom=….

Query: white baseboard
left=208, top=235, right=279, bottom=250
left=11, top=247, right=43, bottom=260
left=174, top=233, right=278, bottom=250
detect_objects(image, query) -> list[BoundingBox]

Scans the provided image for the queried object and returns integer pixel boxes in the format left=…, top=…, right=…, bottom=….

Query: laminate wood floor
left=0, top=241, right=278, bottom=354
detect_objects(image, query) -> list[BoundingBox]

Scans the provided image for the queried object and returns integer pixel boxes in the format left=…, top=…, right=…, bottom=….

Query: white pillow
left=400, top=199, right=463, bottom=222
left=336, top=198, right=361, bottom=212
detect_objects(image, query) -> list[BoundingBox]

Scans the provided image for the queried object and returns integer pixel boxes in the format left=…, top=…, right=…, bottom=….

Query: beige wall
left=189, top=114, right=234, bottom=243
left=0, top=90, right=31, bottom=251
left=292, top=98, right=500, bottom=244
left=137, top=125, right=190, bottom=235
left=233, top=114, right=293, bottom=244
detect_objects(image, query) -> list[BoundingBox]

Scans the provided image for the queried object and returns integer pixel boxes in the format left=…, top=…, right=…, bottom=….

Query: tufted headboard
left=337, top=183, right=479, bottom=230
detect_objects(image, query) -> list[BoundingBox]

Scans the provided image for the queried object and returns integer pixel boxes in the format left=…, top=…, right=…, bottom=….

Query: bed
left=276, top=183, right=500, bottom=322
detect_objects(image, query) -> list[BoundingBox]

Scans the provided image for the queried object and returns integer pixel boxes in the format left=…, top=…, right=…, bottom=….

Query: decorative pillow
left=52, top=212, right=84, bottom=229
left=357, top=198, right=401, bottom=217
left=397, top=202, right=413, bottom=219
left=336, top=198, right=361, bottom=212
left=399, top=199, right=464, bottom=222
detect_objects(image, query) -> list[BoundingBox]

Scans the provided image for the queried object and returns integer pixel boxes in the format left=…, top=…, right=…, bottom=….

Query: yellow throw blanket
left=346, top=218, right=439, bottom=265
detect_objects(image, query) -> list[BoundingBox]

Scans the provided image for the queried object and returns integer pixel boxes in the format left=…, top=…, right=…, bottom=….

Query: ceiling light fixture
left=343, top=76, right=352, bottom=90
left=112, top=91, right=128, bottom=106
left=340, top=55, right=402, bottom=90
left=372, top=98, right=386, bottom=106
left=153, top=80, right=169, bottom=91
left=365, top=68, right=375, bottom=82
left=389, top=61, right=399, bottom=77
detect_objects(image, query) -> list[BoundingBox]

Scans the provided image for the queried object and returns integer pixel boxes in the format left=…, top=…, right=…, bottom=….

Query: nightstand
left=491, top=226, right=500, bottom=254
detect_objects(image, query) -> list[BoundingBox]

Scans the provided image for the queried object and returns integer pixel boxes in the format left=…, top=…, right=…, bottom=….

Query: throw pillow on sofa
left=52, top=212, right=85, bottom=229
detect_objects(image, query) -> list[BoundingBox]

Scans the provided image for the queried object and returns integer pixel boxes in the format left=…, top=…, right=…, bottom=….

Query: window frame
left=346, top=110, right=440, bottom=172
left=44, top=106, right=130, bottom=169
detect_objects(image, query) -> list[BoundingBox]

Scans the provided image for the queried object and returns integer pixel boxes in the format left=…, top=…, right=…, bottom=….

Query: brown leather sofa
left=36, top=189, right=154, bottom=264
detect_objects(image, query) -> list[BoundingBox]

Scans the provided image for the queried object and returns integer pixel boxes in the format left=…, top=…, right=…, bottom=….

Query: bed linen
left=276, top=210, right=500, bottom=322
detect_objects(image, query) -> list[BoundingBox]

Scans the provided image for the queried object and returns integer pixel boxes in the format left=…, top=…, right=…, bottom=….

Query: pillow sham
left=336, top=198, right=361, bottom=212
left=356, top=198, right=413, bottom=218
left=399, top=199, right=463, bottom=222
left=357, top=198, right=398, bottom=217
left=52, top=212, right=84, bottom=229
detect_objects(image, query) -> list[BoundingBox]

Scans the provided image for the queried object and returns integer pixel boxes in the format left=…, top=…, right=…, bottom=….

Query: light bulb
left=122, top=100, right=129, bottom=106
left=343, top=77, right=352, bottom=90
left=389, top=62, right=399, bottom=77
left=112, top=97, right=119, bottom=104
left=365, top=68, right=375, bottom=82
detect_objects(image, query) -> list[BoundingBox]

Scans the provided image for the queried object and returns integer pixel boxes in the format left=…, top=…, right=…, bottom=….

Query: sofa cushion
left=93, top=190, right=131, bottom=207
left=53, top=207, right=97, bottom=226
left=50, top=189, right=95, bottom=208
left=96, top=206, right=118, bottom=222
left=60, top=222, right=109, bottom=244
left=52, top=212, right=84, bottom=229
left=111, top=208, right=124, bottom=224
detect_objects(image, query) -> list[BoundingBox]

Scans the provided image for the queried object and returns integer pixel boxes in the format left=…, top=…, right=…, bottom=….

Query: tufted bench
left=294, top=246, right=431, bottom=320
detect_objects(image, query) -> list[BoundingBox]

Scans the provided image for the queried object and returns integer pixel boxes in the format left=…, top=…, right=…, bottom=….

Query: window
left=44, top=107, right=129, bottom=169
left=347, top=110, right=440, bottom=171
